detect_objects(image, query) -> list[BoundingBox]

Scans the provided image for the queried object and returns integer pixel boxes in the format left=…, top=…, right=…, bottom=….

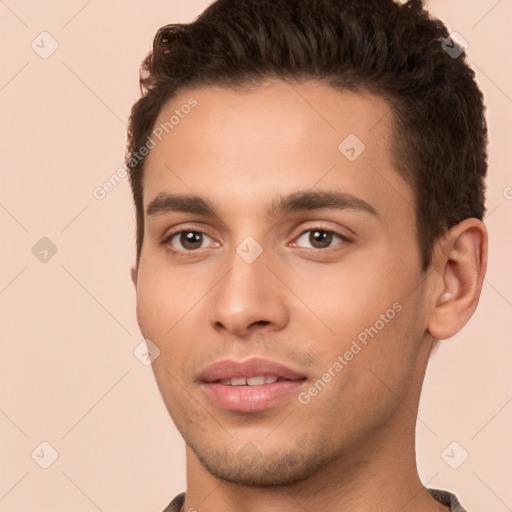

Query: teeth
left=247, top=375, right=265, bottom=385
left=218, top=375, right=281, bottom=386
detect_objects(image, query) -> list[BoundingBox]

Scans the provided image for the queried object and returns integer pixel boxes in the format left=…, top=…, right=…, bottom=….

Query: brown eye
left=179, top=231, right=203, bottom=250
left=310, top=230, right=333, bottom=249
left=166, top=230, right=214, bottom=251
left=295, top=229, right=349, bottom=250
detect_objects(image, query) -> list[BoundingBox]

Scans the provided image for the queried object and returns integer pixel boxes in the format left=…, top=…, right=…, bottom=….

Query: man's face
left=134, top=81, right=435, bottom=486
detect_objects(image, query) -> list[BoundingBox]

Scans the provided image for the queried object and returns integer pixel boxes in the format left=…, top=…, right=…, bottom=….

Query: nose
left=207, top=246, right=289, bottom=338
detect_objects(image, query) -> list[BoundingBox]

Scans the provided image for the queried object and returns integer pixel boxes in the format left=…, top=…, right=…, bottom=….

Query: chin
left=188, top=435, right=337, bottom=488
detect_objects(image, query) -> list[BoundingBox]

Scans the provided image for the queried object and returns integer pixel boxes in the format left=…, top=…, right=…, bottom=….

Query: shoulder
left=428, top=488, right=468, bottom=512
left=163, top=489, right=466, bottom=511
left=161, top=491, right=185, bottom=512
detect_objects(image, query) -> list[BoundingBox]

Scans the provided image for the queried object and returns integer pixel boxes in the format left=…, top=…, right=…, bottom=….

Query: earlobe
left=135, top=307, right=145, bottom=337
left=427, top=218, right=487, bottom=340
left=130, top=265, right=145, bottom=337
left=130, top=266, right=138, bottom=287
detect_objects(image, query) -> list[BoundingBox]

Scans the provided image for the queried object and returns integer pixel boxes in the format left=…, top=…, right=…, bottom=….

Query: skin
left=131, top=81, right=487, bottom=512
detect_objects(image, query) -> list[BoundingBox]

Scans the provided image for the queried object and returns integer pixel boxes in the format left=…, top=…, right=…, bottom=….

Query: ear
left=426, top=218, right=487, bottom=340
left=130, top=265, right=138, bottom=287
left=130, top=265, right=145, bottom=337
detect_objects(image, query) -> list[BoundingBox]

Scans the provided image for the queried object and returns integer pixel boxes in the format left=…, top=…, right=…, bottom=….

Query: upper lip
left=198, top=357, right=307, bottom=383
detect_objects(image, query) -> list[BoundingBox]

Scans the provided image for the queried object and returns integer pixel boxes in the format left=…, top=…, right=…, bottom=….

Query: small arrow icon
left=237, top=442, right=263, bottom=464
left=31, top=31, right=59, bottom=59
left=236, top=236, right=263, bottom=263
left=339, top=134, right=365, bottom=161
left=32, top=237, right=58, bottom=263
left=134, top=339, right=161, bottom=366
left=442, top=32, right=468, bottom=59
left=441, top=441, right=468, bottom=469
left=31, top=441, right=59, bottom=469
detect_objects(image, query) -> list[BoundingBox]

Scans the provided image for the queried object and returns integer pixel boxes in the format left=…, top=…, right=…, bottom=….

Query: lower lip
left=200, top=380, right=306, bottom=412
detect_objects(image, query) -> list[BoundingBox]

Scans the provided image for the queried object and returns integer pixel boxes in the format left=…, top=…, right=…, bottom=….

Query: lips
left=198, top=357, right=307, bottom=412
left=198, top=357, right=307, bottom=383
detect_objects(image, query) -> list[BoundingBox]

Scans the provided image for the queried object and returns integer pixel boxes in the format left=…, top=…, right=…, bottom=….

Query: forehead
left=142, top=81, right=413, bottom=223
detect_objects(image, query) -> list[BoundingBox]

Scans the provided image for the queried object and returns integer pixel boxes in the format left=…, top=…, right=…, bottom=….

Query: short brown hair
left=126, top=0, right=487, bottom=271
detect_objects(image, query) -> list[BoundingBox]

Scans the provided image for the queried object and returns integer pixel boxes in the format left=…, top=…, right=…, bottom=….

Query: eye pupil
left=310, top=230, right=332, bottom=248
left=181, top=231, right=202, bottom=249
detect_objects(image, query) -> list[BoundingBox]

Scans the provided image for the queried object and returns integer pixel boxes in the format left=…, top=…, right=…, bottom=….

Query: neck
left=182, top=415, right=447, bottom=512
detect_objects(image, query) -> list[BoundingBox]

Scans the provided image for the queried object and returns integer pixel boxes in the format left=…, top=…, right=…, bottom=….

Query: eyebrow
left=146, top=190, right=379, bottom=219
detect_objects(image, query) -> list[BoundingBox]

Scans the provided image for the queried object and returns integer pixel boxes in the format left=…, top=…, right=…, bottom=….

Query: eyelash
left=162, top=226, right=351, bottom=256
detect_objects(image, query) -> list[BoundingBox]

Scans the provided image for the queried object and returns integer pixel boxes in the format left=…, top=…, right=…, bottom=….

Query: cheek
left=136, top=260, right=188, bottom=335
left=290, top=258, right=421, bottom=388
left=136, top=265, right=192, bottom=410
left=302, top=307, right=419, bottom=438
left=137, top=281, right=169, bottom=335
left=135, top=261, right=209, bottom=372
left=288, top=255, right=400, bottom=339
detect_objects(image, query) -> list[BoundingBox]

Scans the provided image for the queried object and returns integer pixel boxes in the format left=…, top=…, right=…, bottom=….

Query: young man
left=126, top=0, right=488, bottom=510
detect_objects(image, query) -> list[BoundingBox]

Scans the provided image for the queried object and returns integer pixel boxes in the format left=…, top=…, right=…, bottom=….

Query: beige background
left=1, top=1, right=511, bottom=511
